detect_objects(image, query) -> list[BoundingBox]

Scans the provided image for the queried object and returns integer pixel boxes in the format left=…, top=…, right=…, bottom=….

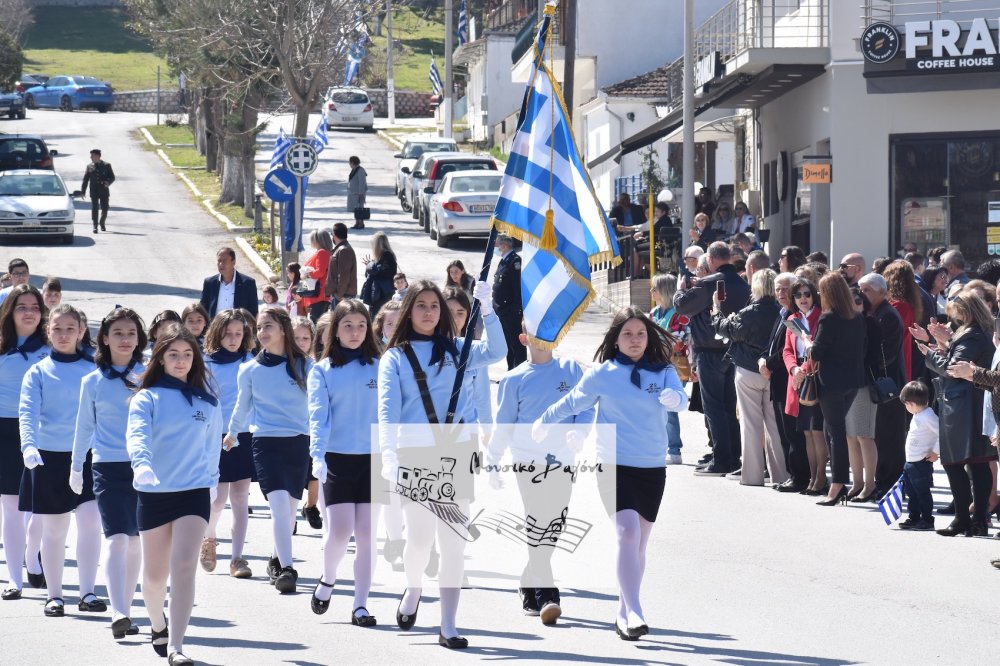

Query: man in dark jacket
left=674, top=241, right=751, bottom=476
left=200, top=247, right=258, bottom=318
left=81, top=148, right=115, bottom=232
left=326, top=222, right=358, bottom=305
left=609, top=193, right=646, bottom=232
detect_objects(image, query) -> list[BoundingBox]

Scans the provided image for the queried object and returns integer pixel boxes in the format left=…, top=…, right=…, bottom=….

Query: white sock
left=439, top=587, right=461, bottom=638
left=0, top=496, right=25, bottom=588
left=125, top=536, right=141, bottom=615
left=267, top=490, right=294, bottom=568
left=106, top=533, right=140, bottom=618
left=75, top=501, right=103, bottom=598
left=352, top=504, right=374, bottom=611
left=228, top=480, right=251, bottom=560
left=41, top=513, right=71, bottom=599
left=383, top=494, right=404, bottom=540
left=615, top=510, right=649, bottom=626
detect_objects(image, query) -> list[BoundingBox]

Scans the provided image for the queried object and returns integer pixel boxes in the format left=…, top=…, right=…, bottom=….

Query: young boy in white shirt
left=898, top=381, right=939, bottom=531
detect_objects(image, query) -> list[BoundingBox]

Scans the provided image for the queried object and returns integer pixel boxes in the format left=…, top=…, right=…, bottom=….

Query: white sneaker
left=666, top=453, right=683, bottom=465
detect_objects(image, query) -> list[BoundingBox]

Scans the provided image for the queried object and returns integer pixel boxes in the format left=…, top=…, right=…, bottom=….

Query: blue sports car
left=23, top=75, right=114, bottom=113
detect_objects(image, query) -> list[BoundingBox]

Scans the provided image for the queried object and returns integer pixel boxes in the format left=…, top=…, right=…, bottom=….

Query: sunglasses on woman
left=793, top=291, right=812, bottom=299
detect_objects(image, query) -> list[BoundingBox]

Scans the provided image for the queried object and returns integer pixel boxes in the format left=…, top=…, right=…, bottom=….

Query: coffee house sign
left=862, top=18, right=1000, bottom=72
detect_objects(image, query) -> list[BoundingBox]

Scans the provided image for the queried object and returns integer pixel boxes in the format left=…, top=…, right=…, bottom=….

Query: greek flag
left=270, top=128, right=291, bottom=170
left=344, top=39, right=365, bottom=86
left=877, top=475, right=905, bottom=525
left=311, top=118, right=328, bottom=155
left=458, top=0, right=469, bottom=45
left=490, top=4, right=620, bottom=348
left=429, top=54, right=444, bottom=96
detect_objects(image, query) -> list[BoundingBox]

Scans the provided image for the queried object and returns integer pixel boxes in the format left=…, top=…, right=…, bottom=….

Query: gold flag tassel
left=540, top=208, right=557, bottom=250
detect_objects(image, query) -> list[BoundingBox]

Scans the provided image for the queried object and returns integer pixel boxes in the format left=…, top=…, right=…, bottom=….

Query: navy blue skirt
left=219, top=432, right=256, bottom=483
left=19, top=450, right=95, bottom=514
left=252, top=435, right=309, bottom=500
left=597, top=464, right=665, bottom=523
left=92, top=462, right=139, bottom=537
left=322, top=452, right=379, bottom=505
left=137, top=488, right=210, bottom=532
left=0, top=417, right=24, bottom=496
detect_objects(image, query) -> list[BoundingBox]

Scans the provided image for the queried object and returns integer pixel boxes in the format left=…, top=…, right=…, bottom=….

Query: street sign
left=263, top=168, right=298, bottom=203
left=285, top=142, right=319, bottom=177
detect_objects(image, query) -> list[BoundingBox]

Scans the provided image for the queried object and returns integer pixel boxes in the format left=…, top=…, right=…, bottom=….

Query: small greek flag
left=344, top=39, right=365, bottom=86
left=311, top=118, right=328, bottom=155
left=270, top=128, right=291, bottom=170
left=429, top=54, right=444, bottom=96
left=458, top=0, right=469, bottom=45
left=877, top=475, right=905, bottom=525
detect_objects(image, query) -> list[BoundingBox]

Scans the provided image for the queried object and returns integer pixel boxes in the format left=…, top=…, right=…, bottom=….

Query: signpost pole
left=294, top=175, right=304, bottom=265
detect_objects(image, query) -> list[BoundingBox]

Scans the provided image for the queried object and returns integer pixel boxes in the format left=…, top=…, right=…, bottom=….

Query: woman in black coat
left=919, top=292, right=997, bottom=537
left=360, top=231, right=397, bottom=316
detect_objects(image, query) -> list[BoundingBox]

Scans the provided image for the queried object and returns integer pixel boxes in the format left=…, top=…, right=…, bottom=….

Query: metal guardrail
left=861, top=0, right=1000, bottom=28
left=486, top=0, right=563, bottom=39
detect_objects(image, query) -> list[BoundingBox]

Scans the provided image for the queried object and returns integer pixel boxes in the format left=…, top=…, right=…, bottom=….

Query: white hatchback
left=324, top=87, right=374, bottom=131
left=428, top=172, right=503, bottom=248
left=0, top=169, right=75, bottom=244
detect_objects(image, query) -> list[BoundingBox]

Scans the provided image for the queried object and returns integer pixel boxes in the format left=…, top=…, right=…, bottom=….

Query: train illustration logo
left=395, top=457, right=458, bottom=504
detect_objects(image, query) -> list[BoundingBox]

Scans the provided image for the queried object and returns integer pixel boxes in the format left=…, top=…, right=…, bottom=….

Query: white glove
left=488, top=469, right=504, bottom=490
left=69, top=469, right=84, bottom=495
left=210, top=486, right=218, bottom=504
left=473, top=280, right=494, bottom=316
left=531, top=419, right=552, bottom=443
left=22, top=447, right=43, bottom=470
left=134, top=464, right=160, bottom=487
left=659, top=388, right=684, bottom=410
left=380, top=449, right=399, bottom=483
left=312, top=459, right=328, bottom=481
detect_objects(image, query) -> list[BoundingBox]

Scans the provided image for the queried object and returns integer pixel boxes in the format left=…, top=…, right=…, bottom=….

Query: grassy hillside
left=22, top=7, right=175, bottom=92
left=365, top=6, right=446, bottom=92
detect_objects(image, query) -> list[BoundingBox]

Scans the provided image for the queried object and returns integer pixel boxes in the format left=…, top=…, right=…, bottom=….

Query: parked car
left=416, top=154, right=499, bottom=232
left=0, top=91, right=26, bottom=119
left=394, top=136, right=458, bottom=206
left=406, top=152, right=444, bottom=221
left=0, top=169, right=75, bottom=244
left=427, top=172, right=502, bottom=247
left=15, top=74, right=48, bottom=94
left=324, top=87, right=374, bottom=131
left=0, top=135, right=56, bottom=172
left=23, top=75, right=114, bottom=113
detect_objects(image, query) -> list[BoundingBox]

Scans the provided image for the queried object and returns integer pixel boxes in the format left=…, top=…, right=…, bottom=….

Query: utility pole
left=444, top=0, right=454, bottom=138
left=386, top=0, right=395, bottom=125
left=682, top=0, right=695, bottom=239
left=563, top=0, right=576, bottom=119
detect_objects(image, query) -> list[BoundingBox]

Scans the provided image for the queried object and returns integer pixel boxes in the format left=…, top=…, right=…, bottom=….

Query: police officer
left=492, top=233, right=526, bottom=370
left=81, top=149, right=116, bottom=233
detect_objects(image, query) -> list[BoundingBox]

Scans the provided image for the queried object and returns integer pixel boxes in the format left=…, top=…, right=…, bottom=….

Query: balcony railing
left=862, top=0, right=1000, bottom=28
left=486, top=0, right=563, bottom=38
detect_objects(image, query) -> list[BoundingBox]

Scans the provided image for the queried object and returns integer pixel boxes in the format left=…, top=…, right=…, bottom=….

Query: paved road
left=0, top=111, right=996, bottom=665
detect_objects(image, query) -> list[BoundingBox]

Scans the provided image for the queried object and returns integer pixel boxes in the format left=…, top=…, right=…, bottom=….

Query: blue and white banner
left=282, top=178, right=307, bottom=253
left=458, top=0, right=469, bottom=45
left=429, top=54, right=444, bottom=96
left=270, top=128, right=291, bottom=170
left=311, top=118, right=328, bottom=155
left=877, top=475, right=905, bottom=525
left=344, top=39, right=366, bottom=86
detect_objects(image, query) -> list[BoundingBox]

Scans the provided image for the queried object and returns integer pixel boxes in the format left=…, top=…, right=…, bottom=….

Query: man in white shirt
left=199, top=247, right=259, bottom=318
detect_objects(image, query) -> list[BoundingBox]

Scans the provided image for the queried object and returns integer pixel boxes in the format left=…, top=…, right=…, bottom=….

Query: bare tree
left=0, top=0, right=34, bottom=44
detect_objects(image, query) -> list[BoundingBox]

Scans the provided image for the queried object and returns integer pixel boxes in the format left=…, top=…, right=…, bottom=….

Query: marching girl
left=535, top=307, right=688, bottom=641
left=0, top=285, right=49, bottom=601
left=144, top=310, right=181, bottom=362
left=224, top=308, right=313, bottom=594
left=378, top=279, right=506, bottom=649
left=201, top=311, right=256, bottom=579
left=443, top=287, right=492, bottom=430
left=307, top=300, right=381, bottom=626
left=71, top=307, right=146, bottom=638
left=373, top=300, right=402, bottom=346
left=126, top=325, right=222, bottom=665
left=293, top=316, right=323, bottom=531
left=19, top=304, right=105, bottom=618
left=181, top=303, right=210, bottom=348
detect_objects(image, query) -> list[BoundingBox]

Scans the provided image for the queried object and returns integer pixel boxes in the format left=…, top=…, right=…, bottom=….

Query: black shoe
left=151, top=616, right=169, bottom=657
left=693, top=464, right=732, bottom=477
left=1, top=587, right=21, bottom=600
left=310, top=580, right=333, bottom=615
left=111, top=616, right=132, bottom=640
left=816, top=487, right=849, bottom=506
left=966, top=521, right=989, bottom=538
left=396, top=590, right=420, bottom=630
left=937, top=500, right=956, bottom=515
left=78, top=593, right=108, bottom=612
left=44, top=597, right=65, bottom=617
left=100, top=224, right=106, bottom=231
left=805, top=485, right=830, bottom=497
left=627, top=623, right=650, bottom=639
left=775, top=481, right=807, bottom=493
left=168, top=652, right=193, bottom=666
left=697, top=453, right=713, bottom=466
left=275, top=566, right=298, bottom=593
left=266, top=556, right=281, bottom=582
left=93, top=226, right=99, bottom=233
left=911, top=518, right=935, bottom=531
left=519, top=588, right=540, bottom=616
left=351, top=606, right=377, bottom=627
left=936, top=520, right=971, bottom=537
left=898, top=517, right=920, bottom=530
left=27, top=554, right=45, bottom=589
left=615, top=618, right=638, bottom=641
left=302, top=505, right=322, bottom=530
left=439, top=634, right=468, bottom=649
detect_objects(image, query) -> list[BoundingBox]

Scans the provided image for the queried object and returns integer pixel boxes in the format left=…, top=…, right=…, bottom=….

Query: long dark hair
left=781, top=246, right=807, bottom=272
left=181, top=302, right=210, bottom=331
left=372, top=299, right=401, bottom=343
left=139, top=326, right=214, bottom=397
left=595, top=306, right=673, bottom=365
left=321, top=300, right=381, bottom=366
left=883, top=259, right=923, bottom=323
left=148, top=309, right=181, bottom=344
left=387, top=280, right=455, bottom=349
left=95, top=307, right=147, bottom=370
left=442, top=285, right=472, bottom=335
left=0, top=284, right=47, bottom=353
left=203, top=310, right=253, bottom=355
left=445, top=260, right=473, bottom=290
left=257, top=308, right=308, bottom=389
left=818, top=272, right=858, bottom=320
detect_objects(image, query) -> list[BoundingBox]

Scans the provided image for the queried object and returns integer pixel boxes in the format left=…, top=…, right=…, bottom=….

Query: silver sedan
left=428, top=172, right=503, bottom=248
left=0, top=169, right=75, bottom=244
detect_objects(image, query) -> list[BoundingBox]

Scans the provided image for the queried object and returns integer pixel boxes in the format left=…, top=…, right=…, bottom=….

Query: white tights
left=140, top=515, right=207, bottom=655
left=399, top=501, right=468, bottom=639
left=382, top=493, right=404, bottom=541
left=75, top=501, right=102, bottom=599
left=25, top=512, right=42, bottom=575
left=266, top=490, right=298, bottom=567
left=105, top=533, right=141, bottom=620
left=615, top=509, right=654, bottom=628
left=1, top=496, right=25, bottom=588
left=206, top=480, right=251, bottom=560
left=315, top=503, right=374, bottom=610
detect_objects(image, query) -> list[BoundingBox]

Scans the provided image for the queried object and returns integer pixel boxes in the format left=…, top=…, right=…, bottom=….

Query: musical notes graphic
left=475, top=506, right=592, bottom=554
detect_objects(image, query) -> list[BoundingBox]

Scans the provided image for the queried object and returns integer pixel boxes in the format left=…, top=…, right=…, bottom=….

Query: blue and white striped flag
left=270, top=128, right=291, bottom=169
left=344, top=39, right=365, bottom=86
left=877, top=475, right=905, bottom=525
left=458, top=0, right=469, bottom=45
left=429, top=54, right=444, bottom=96
left=490, top=3, right=620, bottom=348
left=311, top=118, right=328, bottom=155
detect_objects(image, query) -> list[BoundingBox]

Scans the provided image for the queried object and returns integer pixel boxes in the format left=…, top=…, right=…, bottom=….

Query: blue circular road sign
left=263, top=168, right=298, bottom=203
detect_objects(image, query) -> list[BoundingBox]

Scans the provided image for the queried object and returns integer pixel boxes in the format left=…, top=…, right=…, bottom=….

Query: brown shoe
left=229, top=559, right=252, bottom=579
left=539, top=601, right=562, bottom=625
left=199, top=538, right=217, bottom=573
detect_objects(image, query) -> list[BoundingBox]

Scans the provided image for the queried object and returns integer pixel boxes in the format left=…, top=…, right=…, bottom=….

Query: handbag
left=797, top=363, right=820, bottom=406
left=354, top=207, right=371, bottom=220
left=297, top=277, right=320, bottom=298
left=868, top=341, right=900, bottom=404
left=670, top=341, right=691, bottom=382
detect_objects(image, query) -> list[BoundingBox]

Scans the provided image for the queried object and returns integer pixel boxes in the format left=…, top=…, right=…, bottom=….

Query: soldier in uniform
left=492, top=233, right=526, bottom=370
left=81, top=149, right=116, bottom=233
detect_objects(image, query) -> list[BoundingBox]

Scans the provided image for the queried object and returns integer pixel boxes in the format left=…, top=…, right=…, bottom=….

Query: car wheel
left=24, top=94, right=34, bottom=109
left=17, top=109, right=25, bottom=119
left=436, top=231, right=450, bottom=248
left=429, top=221, right=438, bottom=240
left=60, top=96, right=73, bottom=112
left=98, top=106, right=109, bottom=113
left=421, top=209, right=430, bottom=232
left=7, top=112, right=13, bottom=119
left=411, top=200, right=419, bottom=220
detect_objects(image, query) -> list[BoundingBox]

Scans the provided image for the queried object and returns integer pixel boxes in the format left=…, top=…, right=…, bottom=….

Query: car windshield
left=72, top=77, right=103, bottom=86
left=403, top=143, right=455, bottom=159
left=0, top=140, right=46, bottom=157
left=332, top=91, right=368, bottom=104
left=0, top=174, right=65, bottom=196
left=437, top=162, right=494, bottom=177
left=450, top=175, right=502, bottom=192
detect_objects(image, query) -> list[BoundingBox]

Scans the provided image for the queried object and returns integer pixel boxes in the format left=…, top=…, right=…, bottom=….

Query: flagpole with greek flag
left=877, top=475, right=906, bottom=526
left=429, top=53, right=444, bottom=96
left=458, top=0, right=469, bottom=45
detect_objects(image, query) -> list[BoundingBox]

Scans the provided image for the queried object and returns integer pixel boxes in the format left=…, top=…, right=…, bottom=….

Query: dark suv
left=0, top=134, right=55, bottom=172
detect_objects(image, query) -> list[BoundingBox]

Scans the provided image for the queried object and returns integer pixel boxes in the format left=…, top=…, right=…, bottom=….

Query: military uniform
left=493, top=249, right=527, bottom=370
left=81, top=160, right=116, bottom=231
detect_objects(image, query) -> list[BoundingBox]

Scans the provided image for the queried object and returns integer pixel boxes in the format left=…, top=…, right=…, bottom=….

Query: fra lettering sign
left=802, top=163, right=831, bottom=184
left=862, top=17, right=1000, bottom=73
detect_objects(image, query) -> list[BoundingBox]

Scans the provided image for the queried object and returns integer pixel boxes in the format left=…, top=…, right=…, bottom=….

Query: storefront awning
left=661, top=112, right=742, bottom=144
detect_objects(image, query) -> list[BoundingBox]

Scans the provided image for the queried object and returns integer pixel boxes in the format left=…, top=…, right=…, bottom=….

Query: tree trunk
left=293, top=104, right=311, bottom=139
left=203, top=89, right=220, bottom=173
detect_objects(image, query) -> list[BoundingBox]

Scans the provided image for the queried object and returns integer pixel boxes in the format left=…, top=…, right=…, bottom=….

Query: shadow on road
left=57, top=277, right=202, bottom=300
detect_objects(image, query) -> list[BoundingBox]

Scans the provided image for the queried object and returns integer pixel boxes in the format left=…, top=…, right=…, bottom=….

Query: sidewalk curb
left=376, top=129, right=404, bottom=150
left=235, top=236, right=278, bottom=283
left=139, top=127, right=160, bottom=146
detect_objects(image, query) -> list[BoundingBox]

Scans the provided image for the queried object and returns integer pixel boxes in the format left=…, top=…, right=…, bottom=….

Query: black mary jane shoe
left=438, top=633, right=469, bottom=649
left=151, top=618, right=169, bottom=658
left=78, top=593, right=108, bottom=612
left=614, top=618, right=638, bottom=641
left=128, top=622, right=140, bottom=635
left=167, top=651, right=194, bottom=666
left=1, top=587, right=21, bottom=600
left=111, top=616, right=132, bottom=640
left=351, top=607, right=377, bottom=627
left=27, top=554, right=45, bottom=589
left=396, top=590, right=420, bottom=630
left=627, top=623, right=650, bottom=639
left=311, top=580, right=334, bottom=615
left=44, top=598, right=65, bottom=617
